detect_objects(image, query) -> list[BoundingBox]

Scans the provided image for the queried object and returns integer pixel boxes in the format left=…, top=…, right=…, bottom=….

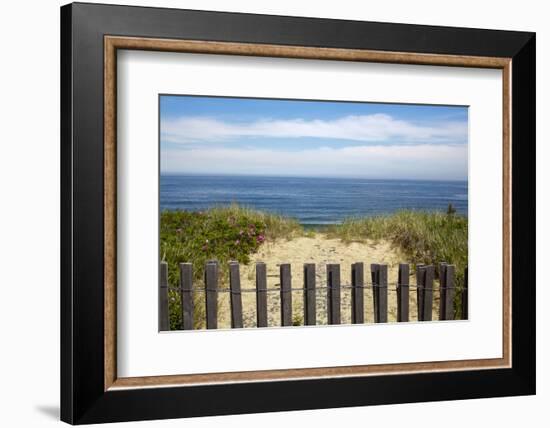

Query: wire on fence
left=168, top=284, right=461, bottom=294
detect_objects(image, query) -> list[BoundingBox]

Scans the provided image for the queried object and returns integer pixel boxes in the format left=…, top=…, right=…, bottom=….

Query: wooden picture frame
left=61, top=2, right=535, bottom=424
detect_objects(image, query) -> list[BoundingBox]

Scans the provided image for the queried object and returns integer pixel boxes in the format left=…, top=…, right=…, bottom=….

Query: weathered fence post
left=419, top=265, right=434, bottom=321
left=445, top=264, right=456, bottom=320
left=229, top=262, right=243, bottom=328
left=204, top=261, right=218, bottom=329
left=179, top=262, right=193, bottom=330
left=159, top=261, right=170, bottom=331
left=372, top=264, right=388, bottom=323
left=439, top=263, right=448, bottom=321
left=280, top=264, right=292, bottom=327
left=416, top=263, right=425, bottom=320
left=439, top=263, right=456, bottom=321
left=351, top=262, right=364, bottom=324
left=371, top=264, right=379, bottom=322
left=461, top=267, right=469, bottom=320
left=304, top=263, right=316, bottom=326
left=327, top=264, right=341, bottom=324
left=255, top=262, right=268, bottom=328
left=397, top=263, right=410, bottom=322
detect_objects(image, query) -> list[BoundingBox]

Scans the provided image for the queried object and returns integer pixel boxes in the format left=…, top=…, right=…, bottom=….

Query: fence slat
left=280, top=264, right=292, bottom=327
left=375, top=264, right=388, bottom=323
left=420, top=265, right=434, bottom=321
left=229, top=262, right=243, bottom=328
left=159, top=262, right=170, bottom=331
left=303, top=263, right=316, bottom=326
left=351, top=262, right=364, bottom=324
left=438, top=263, right=448, bottom=321
left=397, top=263, right=410, bottom=322
left=371, top=264, right=379, bottom=323
left=179, top=262, right=193, bottom=330
left=416, top=263, right=425, bottom=320
left=327, top=264, right=341, bottom=324
left=204, top=261, right=218, bottom=329
left=461, top=267, right=469, bottom=320
left=256, top=262, right=268, bottom=328
left=444, top=264, right=456, bottom=320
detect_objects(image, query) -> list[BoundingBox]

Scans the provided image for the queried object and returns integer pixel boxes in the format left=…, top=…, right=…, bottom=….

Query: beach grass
left=325, top=210, right=468, bottom=285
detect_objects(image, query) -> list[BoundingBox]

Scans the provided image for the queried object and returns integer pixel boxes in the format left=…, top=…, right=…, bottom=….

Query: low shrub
left=160, top=204, right=304, bottom=329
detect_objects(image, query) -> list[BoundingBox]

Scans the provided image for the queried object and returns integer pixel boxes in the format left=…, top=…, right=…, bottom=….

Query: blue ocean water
left=160, top=175, right=468, bottom=225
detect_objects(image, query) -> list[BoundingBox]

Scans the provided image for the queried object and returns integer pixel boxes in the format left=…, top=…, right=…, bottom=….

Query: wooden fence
left=159, top=261, right=468, bottom=331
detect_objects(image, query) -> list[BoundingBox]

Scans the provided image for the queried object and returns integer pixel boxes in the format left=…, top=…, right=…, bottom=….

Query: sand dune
left=216, top=234, right=440, bottom=328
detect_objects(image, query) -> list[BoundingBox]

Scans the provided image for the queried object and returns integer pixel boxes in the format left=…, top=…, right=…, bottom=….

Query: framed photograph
left=61, top=2, right=535, bottom=424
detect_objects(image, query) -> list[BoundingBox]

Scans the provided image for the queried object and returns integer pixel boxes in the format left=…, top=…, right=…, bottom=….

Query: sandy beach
left=216, top=234, right=440, bottom=328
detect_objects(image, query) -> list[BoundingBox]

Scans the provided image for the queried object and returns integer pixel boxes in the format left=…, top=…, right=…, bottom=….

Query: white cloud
left=161, top=114, right=467, bottom=145
left=161, top=144, right=468, bottom=180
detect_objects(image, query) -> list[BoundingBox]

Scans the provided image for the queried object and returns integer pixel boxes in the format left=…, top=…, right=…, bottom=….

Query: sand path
left=216, top=235, right=439, bottom=328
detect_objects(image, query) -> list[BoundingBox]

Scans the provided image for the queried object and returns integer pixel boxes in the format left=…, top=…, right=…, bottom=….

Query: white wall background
left=0, top=0, right=546, bottom=426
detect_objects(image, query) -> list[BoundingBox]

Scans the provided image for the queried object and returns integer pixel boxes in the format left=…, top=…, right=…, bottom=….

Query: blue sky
left=160, top=95, right=468, bottom=180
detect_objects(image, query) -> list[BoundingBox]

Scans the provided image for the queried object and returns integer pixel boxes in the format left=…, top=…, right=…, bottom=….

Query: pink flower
left=235, top=239, right=240, bottom=245
left=257, top=234, right=265, bottom=243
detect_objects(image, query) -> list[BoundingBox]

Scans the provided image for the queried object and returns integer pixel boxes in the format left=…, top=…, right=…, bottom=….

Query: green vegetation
left=325, top=210, right=467, bottom=272
left=161, top=204, right=304, bottom=329
left=325, top=209, right=468, bottom=315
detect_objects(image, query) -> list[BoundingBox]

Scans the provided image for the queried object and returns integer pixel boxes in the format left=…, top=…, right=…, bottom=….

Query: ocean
left=160, top=175, right=468, bottom=225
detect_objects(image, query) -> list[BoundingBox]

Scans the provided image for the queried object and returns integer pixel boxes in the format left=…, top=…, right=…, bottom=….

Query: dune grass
left=325, top=209, right=468, bottom=318
left=325, top=209, right=468, bottom=286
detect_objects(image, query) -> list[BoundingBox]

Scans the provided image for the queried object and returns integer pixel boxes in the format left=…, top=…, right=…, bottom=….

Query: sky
left=160, top=95, right=468, bottom=180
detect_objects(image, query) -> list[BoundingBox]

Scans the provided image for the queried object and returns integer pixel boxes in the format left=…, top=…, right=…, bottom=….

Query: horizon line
left=159, top=172, right=468, bottom=182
